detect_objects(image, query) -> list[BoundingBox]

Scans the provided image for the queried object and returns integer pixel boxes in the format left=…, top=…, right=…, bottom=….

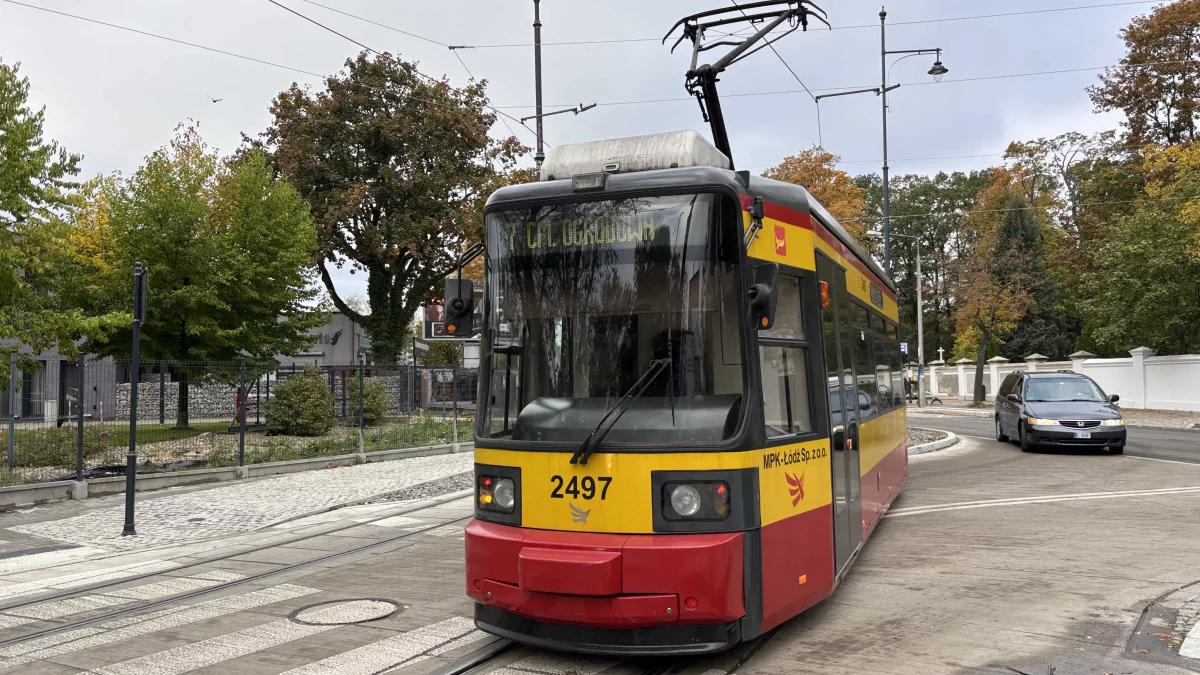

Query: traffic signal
left=443, top=278, right=475, bottom=337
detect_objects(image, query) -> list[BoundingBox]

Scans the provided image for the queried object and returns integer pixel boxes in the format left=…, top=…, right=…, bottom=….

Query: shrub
left=265, top=366, right=336, bottom=436
left=349, top=376, right=390, bottom=425
left=1, top=427, right=117, bottom=468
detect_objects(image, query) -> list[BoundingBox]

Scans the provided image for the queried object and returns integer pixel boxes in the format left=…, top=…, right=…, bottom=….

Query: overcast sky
left=1, top=0, right=1150, bottom=300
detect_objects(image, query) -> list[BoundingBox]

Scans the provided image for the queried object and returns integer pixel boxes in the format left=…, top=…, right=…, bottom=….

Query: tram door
left=816, top=254, right=863, bottom=576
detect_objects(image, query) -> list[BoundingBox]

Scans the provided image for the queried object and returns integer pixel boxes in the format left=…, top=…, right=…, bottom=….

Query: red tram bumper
left=465, top=519, right=746, bottom=655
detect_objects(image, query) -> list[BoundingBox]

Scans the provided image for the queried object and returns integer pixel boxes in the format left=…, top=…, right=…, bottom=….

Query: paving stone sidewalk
left=4, top=452, right=474, bottom=552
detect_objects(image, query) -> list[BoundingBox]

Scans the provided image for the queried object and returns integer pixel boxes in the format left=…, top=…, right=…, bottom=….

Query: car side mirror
left=748, top=263, right=780, bottom=331
left=1109, top=394, right=1120, bottom=403
left=443, top=278, right=475, bottom=337
left=1006, top=393, right=1021, bottom=403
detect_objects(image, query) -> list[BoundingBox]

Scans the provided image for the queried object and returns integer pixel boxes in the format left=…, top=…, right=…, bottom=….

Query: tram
left=458, top=129, right=908, bottom=655
left=450, top=1, right=906, bottom=655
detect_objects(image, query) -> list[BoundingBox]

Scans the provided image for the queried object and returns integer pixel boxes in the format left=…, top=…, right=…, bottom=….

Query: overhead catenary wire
left=840, top=197, right=1166, bottom=224
left=727, top=0, right=824, bottom=144
left=263, top=0, right=543, bottom=154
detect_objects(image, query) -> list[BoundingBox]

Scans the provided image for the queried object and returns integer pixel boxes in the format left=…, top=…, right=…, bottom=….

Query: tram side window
left=874, top=340, right=892, bottom=411
left=760, top=346, right=812, bottom=438
left=889, top=339, right=904, bottom=407
left=852, top=325, right=876, bottom=419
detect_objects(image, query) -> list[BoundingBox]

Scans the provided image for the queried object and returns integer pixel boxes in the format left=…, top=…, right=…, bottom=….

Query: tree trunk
left=176, top=372, right=190, bottom=429
left=973, top=334, right=989, bottom=405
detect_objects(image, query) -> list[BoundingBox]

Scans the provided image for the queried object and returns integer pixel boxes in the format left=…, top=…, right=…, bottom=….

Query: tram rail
left=0, top=490, right=475, bottom=649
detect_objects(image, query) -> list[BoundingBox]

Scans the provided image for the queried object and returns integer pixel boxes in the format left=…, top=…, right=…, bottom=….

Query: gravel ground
left=908, top=427, right=949, bottom=446
left=366, top=471, right=474, bottom=504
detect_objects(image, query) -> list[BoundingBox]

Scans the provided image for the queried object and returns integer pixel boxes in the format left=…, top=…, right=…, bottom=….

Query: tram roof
left=485, top=165, right=895, bottom=294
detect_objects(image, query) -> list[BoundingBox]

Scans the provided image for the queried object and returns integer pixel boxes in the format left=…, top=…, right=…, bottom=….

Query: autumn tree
left=0, top=61, right=125, bottom=379
left=1089, top=0, right=1200, bottom=146
left=953, top=176, right=1041, bottom=403
left=72, top=126, right=325, bottom=427
left=856, top=170, right=993, bottom=361
left=258, top=52, right=525, bottom=363
left=763, top=146, right=869, bottom=244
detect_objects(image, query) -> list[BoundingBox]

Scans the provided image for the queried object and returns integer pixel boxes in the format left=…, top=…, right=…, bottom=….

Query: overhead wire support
left=519, top=103, right=597, bottom=124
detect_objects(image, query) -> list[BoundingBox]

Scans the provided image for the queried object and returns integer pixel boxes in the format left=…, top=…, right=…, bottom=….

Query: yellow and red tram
left=462, top=131, right=907, bottom=654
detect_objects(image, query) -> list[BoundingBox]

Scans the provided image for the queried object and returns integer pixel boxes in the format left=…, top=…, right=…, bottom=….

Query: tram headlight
left=664, top=482, right=731, bottom=521
left=670, top=485, right=702, bottom=517
left=478, top=475, right=516, bottom=514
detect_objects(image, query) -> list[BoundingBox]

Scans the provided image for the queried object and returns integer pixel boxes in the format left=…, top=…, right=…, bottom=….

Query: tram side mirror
left=443, top=279, right=475, bottom=337
left=748, top=263, right=780, bottom=331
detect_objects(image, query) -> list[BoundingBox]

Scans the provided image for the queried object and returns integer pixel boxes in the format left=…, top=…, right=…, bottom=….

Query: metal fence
left=2, top=355, right=478, bottom=486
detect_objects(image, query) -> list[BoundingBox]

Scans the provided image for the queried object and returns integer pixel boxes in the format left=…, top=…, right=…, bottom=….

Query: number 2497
left=549, top=475, right=612, bottom=500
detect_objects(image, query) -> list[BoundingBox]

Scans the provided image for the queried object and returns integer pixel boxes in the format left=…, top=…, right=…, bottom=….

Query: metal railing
left=2, top=355, right=478, bottom=486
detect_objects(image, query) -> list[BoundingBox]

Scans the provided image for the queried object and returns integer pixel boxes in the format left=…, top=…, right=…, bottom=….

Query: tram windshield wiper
left=570, top=359, right=671, bottom=466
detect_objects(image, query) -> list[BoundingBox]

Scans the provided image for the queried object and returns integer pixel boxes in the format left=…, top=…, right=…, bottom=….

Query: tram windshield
left=480, top=193, right=745, bottom=445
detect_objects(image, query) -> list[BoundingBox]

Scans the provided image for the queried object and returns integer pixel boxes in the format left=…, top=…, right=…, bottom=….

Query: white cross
left=937, top=347, right=945, bottom=362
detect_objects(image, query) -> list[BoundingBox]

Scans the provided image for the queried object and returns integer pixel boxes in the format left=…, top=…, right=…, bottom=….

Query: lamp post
left=814, top=7, right=946, bottom=274
left=869, top=230, right=923, bottom=407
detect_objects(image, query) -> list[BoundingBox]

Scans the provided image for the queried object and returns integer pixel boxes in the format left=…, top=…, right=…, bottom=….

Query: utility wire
left=264, top=0, right=542, bottom=156
left=841, top=197, right=1161, bottom=224
left=450, top=48, right=546, bottom=153
left=460, top=0, right=1162, bottom=47
left=4, top=0, right=1185, bottom=114
left=294, top=0, right=448, bottom=47
left=266, top=0, right=378, bottom=55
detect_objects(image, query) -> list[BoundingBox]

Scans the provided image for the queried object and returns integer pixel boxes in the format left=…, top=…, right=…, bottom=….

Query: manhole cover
left=290, top=599, right=401, bottom=625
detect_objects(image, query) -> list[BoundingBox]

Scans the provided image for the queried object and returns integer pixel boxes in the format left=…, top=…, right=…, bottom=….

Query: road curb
left=908, top=428, right=959, bottom=455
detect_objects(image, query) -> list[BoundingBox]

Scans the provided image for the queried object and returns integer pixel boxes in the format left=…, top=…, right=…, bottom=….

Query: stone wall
left=116, top=381, right=250, bottom=420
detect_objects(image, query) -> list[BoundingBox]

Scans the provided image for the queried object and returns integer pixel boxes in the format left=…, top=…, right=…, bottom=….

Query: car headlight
left=663, top=482, right=730, bottom=521
left=1100, top=419, right=1125, bottom=427
left=1028, top=418, right=1058, bottom=426
left=479, top=475, right=516, bottom=513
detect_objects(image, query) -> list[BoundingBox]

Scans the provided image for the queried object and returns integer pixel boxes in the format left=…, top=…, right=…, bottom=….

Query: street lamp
left=868, top=230, right=924, bottom=408
left=814, top=7, right=946, bottom=274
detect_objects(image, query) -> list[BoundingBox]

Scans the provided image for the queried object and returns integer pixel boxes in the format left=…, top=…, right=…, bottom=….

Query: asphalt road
left=911, top=410, right=1200, bottom=463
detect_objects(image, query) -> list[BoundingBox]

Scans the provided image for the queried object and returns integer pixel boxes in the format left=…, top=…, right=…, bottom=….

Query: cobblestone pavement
left=4, top=452, right=474, bottom=552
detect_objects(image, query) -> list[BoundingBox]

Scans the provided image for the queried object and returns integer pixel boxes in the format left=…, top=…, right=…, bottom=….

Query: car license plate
left=1074, top=431, right=1091, bottom=439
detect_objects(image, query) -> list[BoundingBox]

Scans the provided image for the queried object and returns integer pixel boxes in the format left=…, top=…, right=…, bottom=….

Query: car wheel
left=1109, top=446, right=1124, bottom=455
left=1019, top=423, right=1034, bottom=453
left=995, top=417, right=1008, bottom=443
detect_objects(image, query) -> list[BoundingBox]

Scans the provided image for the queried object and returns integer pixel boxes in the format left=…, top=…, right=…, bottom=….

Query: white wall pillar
left=1129, top=346, right=1155, bottom=409
left=987, top=356, right=1008, bottom=397
left=1024, top=353, right=1048, bottom=373
left=928, top=360, right=944, bottom=396
left=1069, top=350, right=1095, bottom=375
left=956, top=359, right=973, bottom=399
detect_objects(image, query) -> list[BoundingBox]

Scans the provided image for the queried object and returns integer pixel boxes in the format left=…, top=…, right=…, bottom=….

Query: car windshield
left=1025, top=376, right=1107, bottom=402
left=479, top=193, right=744, bottom=445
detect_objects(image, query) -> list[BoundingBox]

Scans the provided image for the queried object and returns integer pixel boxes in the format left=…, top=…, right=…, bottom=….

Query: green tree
left=0, top=61, right=124, bottom=378
left=258, top=52, right=525, bottom=363
left=1088, top=0, right=1200, bottom=146
left=1084, top=144, right=1200, bottom=354
left=72, top=126, right=325, bottom=427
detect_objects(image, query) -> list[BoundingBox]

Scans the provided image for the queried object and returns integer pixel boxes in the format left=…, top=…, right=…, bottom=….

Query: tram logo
left=569, top=502, right=591, bottom=524
left=774, top=225, right=787, bottom=256
left=786, top=471, right=805, bottom=507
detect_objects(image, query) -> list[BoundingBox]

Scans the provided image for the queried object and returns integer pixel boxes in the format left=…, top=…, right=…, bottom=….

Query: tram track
left=0, top=492, right=476, bottom=649
left=0, top=478, right=473, bottom=614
